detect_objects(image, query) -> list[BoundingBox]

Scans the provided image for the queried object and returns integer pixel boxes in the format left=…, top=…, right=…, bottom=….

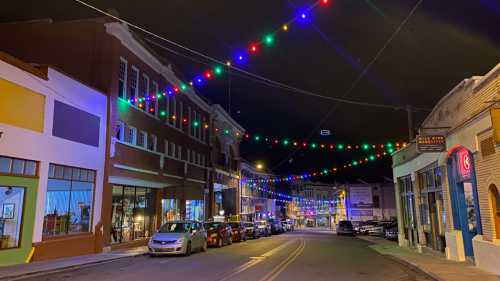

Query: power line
left=272, top=0, right=424, bottom=171
left=74, top=0, right=431, bottom=112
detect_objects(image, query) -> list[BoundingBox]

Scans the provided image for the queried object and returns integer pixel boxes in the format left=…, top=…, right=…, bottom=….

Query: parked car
left=336, top=220, right=355, bottom=236
left=385, top=226, right=398, bottom=241
left=229, top=221, right=247, bottom=242
left=269, top=219, right=284, bottom=234
left=356, top=220, right=379, bottom=235
left=204, top=222, right=232, bottom=247
left=244, top=221, right=260, bottom=239
left=148, top=221, right=207, bottom=256
left=368, top=221, right=397, bottom=236
left=255, top=220, right=271, bottom=237
left=281, top=219, right=294, bottom=232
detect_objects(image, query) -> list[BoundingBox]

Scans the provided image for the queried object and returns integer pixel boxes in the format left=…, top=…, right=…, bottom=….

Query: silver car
left=148, top=221, right=207, bottom=256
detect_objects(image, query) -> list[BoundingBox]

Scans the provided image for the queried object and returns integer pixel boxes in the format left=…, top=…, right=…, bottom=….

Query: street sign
left=320, top=130, right=331, bottom=136
left=416, top=135, right=446, bottom=153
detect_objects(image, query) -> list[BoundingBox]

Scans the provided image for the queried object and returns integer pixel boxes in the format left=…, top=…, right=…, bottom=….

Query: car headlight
left=177, top=238, right=185, bottom=243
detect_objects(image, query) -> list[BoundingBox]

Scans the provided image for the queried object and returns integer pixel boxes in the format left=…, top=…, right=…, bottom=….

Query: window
left=177, top=145, right=182, bottom=160
left=202, top=117, right=207, bottom=142
left=43, top=164, right=95, bottom=236
left=169, top=96, right=176, bottom=126
left=118, top=58, right=128, bottom=99
left=161, top=199, right=180, bottom=224
left=115, top=121, right=125, bottom=141
left=0, top=186, right=25, bottom=249
left=169, top=143, right=176, bottom=158
left=137, top=131, right=147, bottom=148
left=125, top=126, right=137, bottom=145
left=179, top=101, right=183, bottom=130
left=186, top=149, right=191, bottom=162
left=140, top=74, right=149, bottom=112
left=129, top=66, right=139, bottom=101
left=111, top=186, right=155, bottom=243
left=164, top=140, right=169, bottom=156
left=151, top=81, right=159, bottom=117
left=188, top=107, right=192, bottom=135
left=148, top=135, right=157, bottom=151
left=0, top=156, right=38, bottom=176
left=185, top=200, right=204, bottom=221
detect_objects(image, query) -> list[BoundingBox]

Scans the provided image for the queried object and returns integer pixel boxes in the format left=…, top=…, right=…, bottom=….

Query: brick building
left=0, top=19, right=214, bottom=252
left=392, top=63, right=500, bottom=274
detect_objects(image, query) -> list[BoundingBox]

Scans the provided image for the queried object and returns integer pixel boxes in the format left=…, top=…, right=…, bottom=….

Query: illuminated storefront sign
left=417, top=135, right=446, bottom=153
left=458, top=148, right=471, bottom=181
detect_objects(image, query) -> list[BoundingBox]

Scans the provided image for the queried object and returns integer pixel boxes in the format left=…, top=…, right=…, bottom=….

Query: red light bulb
left=249, top=44, right=258, bottom=53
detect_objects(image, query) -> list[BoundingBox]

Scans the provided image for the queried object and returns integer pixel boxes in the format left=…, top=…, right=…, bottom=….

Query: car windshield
left=229, top=223, right=240, bottom=228
left=159, top=223, right=191, bottom=233
left=244, top=223, right=253, bottom=227
left=339, top=221, right=353, bottom=227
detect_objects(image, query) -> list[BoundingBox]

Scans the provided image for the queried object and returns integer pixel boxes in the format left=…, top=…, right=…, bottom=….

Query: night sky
left=2, top=0, right=500, bottom=182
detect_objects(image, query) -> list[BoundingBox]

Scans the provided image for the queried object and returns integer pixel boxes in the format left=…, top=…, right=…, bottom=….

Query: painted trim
left=113, top=164, right=159, bottom=175
left=108, top=176, right=166, bottom=188
left=214, top=168, right=240, bottom=179
left=186, top=178, right=206, bottom=184
left=162, top=173, right=183, bottom=180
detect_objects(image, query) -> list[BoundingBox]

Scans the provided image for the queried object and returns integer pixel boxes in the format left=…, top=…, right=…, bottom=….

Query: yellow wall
left=0, top=78, right=45, bottom=132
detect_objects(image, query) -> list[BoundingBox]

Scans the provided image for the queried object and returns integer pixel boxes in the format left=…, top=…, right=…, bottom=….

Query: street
left=26, top=229, right=431, bottom=281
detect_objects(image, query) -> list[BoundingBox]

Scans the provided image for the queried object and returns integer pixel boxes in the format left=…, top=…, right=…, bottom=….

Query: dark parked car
left=204, top=222, right=232, bottom=247
left=268, top=219, right=284, bottom=234
left=385, top=226, right=398, bottom=241
left=336, top=220, right=355, bottom=236
left=244, top=222, right=260, bottom=239
left=229, top=221, right=247, bottom=242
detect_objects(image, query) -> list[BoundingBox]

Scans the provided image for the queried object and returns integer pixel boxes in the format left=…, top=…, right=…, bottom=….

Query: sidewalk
left=0, top=246, right=148, bottom=281
left=359, top=236, right=500, bottom=281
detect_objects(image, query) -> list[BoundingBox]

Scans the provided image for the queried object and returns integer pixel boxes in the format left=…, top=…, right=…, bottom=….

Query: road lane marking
left=257, top=237, right=306, bottom=281
left=217, top=238, right=298, bottom=281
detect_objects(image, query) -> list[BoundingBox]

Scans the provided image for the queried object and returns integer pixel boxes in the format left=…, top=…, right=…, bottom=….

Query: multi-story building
left=0, top=19, right=211, bottom=251
left=393, top=63, right=500, bottom=274
left=291, top=181, right=336, bottom=227
left=0, top=52, right=108, bottom=264
left=209, top=105, right=244, bottom=219
left=239, top=160, right=277, bottom=222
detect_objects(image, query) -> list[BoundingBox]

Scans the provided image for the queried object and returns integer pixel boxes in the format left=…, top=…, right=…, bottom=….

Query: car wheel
left=201, top=240, right=207, bottom=252
left=184, top=242, right=192, bottom=256
left=217, top=237, right=223, bottom=248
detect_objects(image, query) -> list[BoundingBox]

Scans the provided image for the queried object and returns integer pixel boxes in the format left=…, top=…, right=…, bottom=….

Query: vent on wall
left=480, top=136, right=496, bottom=158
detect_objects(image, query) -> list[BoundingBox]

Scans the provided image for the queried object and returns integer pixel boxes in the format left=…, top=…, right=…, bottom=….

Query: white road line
left=257, top=238, right=306, bottom=281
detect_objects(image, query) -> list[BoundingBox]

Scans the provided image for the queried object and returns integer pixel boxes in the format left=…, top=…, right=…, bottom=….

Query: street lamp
left=256, top=162, right=264, bottom=171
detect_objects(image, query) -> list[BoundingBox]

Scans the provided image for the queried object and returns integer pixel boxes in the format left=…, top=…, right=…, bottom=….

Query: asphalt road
left=26, top=229, right=432, bottom=281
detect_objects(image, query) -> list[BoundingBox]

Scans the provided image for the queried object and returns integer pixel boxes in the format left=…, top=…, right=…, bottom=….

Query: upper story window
left=125, top=126, right=137, bottom=145
left=151, top=81, right=159, bottom=117
left=118, top=58, right=128, bottom=99
left=0, top=156, right=38, bottom=177
left=148, top=135, right=157, bottom=151
left=115, top=121, right=125, bottom=141
left=177, top=145, right=182, bottom=160
left=202, top=117, right=207, bottom=143
left=140, top=74, right=149, bottom=112
left=137, top=131, right=147, bottom=148
left=129, top=66, right=139, bottom=101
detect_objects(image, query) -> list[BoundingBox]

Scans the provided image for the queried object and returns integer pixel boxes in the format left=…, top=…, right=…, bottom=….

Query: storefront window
left=43, top=164, right=94, bottom=236
left=161, top=199, right=180, bottom=224
left=111, top=185, right=155, bottom=244
left=186, top=200, right=204, bottom=221
left=0, top=187, right=24, bottom=249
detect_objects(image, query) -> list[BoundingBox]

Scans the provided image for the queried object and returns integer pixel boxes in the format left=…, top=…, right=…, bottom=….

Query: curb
left=383, top=254, right=443, bottom=281
left=0, top=252, right=148, bottom=281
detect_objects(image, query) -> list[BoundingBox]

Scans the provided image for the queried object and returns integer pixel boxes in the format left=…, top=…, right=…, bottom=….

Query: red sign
left=458, top=148, right=471, bottom=180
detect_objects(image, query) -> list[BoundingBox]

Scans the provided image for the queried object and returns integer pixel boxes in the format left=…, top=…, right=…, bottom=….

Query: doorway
left=489, top=185, right=500, bottom=239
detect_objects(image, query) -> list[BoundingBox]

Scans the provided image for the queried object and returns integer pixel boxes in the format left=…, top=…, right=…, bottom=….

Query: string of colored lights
left=100, top=0, right=332, bottom=112
left=246, top=151, right=391, bottom=184
left=238, top=132, right=407, bottom=152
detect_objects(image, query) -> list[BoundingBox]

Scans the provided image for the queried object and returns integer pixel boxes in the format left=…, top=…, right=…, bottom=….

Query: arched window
left=489, top=184, right=500, bottom=239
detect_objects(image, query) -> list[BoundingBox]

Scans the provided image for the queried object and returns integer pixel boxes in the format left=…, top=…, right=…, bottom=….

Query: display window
left=0, top=186, right=25, bottom=249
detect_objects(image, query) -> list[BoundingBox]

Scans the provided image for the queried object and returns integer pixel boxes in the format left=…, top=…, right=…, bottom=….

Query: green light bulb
left=311, top=143, right=318, bottom=149
left=388, top=148, right=395, bottom=153
left=369, top=155, right=376, bottom=161
left=157, top=94, right=162, bottom=99
left=224, top=129, right=230, bottom=135
left=387, top=142, right=393, bottom=148
left=283, top=140, right=289, bottom=146
left=160, top=111, right=166, bottom=117
left=180, top=84, right=187, bottom=91
left=193, top=121, right=200, bottom=127
left=322, top=169, right=329, bottom=175
left=254, top=136, right=260, bottom=141
left=337, top=144, right=344, bottom=150
left=362, top=144, right=370, bottom=150
left=353, top=161, right=358, bottom=166
left=264, top=34, right=274, bottom=46
left=214, top=66, right=223, bottom=75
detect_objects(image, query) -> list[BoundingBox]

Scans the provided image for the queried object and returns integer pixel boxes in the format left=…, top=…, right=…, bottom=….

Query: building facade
left=239, top=161, right=277, bottom=222
left=209, top=105, right=244, bottom=220
left=0, top=52, right=107, bottom=264
left=393, top=63, right=500, bottom=274
left=0, top=19, right=212, bottom=251
left=291, top=181, right=336, bottom=228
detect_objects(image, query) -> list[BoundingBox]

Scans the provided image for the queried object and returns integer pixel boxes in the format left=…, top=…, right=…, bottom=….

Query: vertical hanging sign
left=458, top=148, right=472, bottom=181
left=491, top=107, right=500, bottom=144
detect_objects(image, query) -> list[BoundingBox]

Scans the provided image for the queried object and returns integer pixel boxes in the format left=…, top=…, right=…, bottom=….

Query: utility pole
left=407, top=104, right=414, bottom=141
